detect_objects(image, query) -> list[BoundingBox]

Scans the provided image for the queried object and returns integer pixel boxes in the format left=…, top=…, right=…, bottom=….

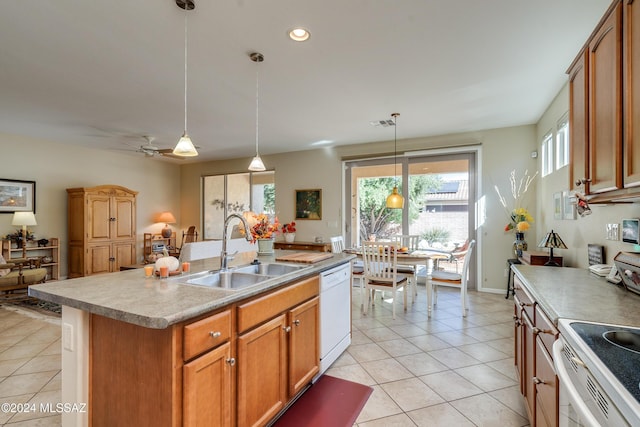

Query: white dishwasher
left=317, top=262, right=351, bottom=378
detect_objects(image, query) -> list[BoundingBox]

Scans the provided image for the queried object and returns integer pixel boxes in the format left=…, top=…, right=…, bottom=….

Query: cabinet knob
left=532, top=377, right=545, bottom=385
left=283, top=326, right=291, bottom=333
left=209, top=331, right=221, bottom=338
left=226, top=358, right=236, bottom=366
left=109, top=257, right=115, bottom=262
left=293, top=319, right=301, bottom=326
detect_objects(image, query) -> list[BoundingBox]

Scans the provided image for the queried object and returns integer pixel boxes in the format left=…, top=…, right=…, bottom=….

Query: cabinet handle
left=283, top=326, right=291, bottom=333
left=514, top=319, right=521, bottom=327
left=575, top=178, right=591, bottom=187
left=293, top=319, right=301, bottom=326
left=519, top=301, right=532, bottom=307
left=533, top=377, right=545, bottom=385
left=209, top=331, right=221, bottom=338
left=533, top=327, right=552, bottom=336
left=226, top=358, right=236, bottom=366
left=109, top=257, right=115, bottom=262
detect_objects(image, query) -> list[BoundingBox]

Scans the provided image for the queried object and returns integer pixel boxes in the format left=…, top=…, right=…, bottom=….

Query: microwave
left=613, top=251, right=640, bottom=295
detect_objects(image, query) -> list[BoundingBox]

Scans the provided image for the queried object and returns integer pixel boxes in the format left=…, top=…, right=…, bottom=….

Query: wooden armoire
left=67, top=185, right=138, bottom=278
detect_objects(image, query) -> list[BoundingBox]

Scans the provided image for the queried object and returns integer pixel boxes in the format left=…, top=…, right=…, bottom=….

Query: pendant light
left=248, top=52, right=266, bottom=171
left=386, top=113, right=404, bottom=209
left=172, top=0, right=199, bottom=157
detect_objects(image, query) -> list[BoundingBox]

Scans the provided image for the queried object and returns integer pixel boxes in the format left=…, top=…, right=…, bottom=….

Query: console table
left=274, top=241, right=332, bottom=252
left=520, top=250, right=563, bottom=266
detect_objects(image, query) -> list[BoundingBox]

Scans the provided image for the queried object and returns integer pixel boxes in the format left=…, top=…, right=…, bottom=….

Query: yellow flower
left=516, top=221, right=530, bottom=232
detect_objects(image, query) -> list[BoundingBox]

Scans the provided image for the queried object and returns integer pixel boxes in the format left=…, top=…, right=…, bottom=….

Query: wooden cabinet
left=519, top=251, right=563, bottom=267
left=1, top=237, right=59, bottom=281
left=236, top=275, right=319, bottom=427
left=67, top=185, right=137, bottom=277
left=513, top=276, right=559, bottom=427
left=568, top=49, right=590, bottom=193
left=144, top=232, right=178, bottom=262
left=624, top=0, right=640, bottom=187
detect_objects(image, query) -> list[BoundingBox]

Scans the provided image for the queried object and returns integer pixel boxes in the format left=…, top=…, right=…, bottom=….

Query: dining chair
left=390, top=235, right=420, bottom=299
left=427, top=240, right=475, bottom=317
left=330, top=236, right=365, bottom=300
left=361, top=241, right=409, bottom=319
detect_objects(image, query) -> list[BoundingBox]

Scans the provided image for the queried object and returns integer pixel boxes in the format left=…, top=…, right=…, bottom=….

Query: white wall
left=1, top=133, right=181, bottom=276
left=536, top=84, right=640, bottom=267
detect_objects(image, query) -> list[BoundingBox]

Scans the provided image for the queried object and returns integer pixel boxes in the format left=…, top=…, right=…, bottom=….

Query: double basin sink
left=177, top=262, right=311, bottom=291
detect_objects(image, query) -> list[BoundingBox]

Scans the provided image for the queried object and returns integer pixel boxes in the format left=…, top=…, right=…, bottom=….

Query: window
left=541, top=132, right=553, bottom=177
left=556, top=115, right=569, bottom=169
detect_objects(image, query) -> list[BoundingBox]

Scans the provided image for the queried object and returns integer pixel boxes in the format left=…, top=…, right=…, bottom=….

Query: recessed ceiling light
left=288, top=27, right=310, bottom=42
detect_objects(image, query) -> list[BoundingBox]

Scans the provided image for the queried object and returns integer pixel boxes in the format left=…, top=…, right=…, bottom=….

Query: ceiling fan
left=132, top=136, right=185, bottom=160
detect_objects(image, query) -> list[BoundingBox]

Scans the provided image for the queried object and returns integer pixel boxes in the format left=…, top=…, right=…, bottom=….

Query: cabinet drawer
left=513, top=277, right=535, bottom=320
left=237, top=275, right=319, bottom=334
left=184, top=310, right=231, bottom=361
left=535, top=305, right=558, bottom=356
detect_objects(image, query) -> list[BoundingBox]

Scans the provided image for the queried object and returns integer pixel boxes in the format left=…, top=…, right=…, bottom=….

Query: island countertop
left=512, top=264, right=640, bottom=327
left=29, top=250, right=354, bottom=329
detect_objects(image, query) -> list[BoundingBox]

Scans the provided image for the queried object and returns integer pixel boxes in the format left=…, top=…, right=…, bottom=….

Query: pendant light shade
left=248, top=52, right=266, bottom=171
left=386, top=113, right=404, bottom=209
left=173, top=0, right=198, bottom=157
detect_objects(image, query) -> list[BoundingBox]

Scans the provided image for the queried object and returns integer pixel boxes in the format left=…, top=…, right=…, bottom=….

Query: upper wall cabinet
left=624, top=0, right=640, bottom=188
left=569, top=0, right=623, bottom=196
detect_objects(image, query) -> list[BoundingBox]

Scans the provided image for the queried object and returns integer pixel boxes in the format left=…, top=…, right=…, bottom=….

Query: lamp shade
left=173, top=132, right=199, bottom=157
left=538, top=230, right=567, bottom=249
left=12, top=211, right=37, bottom=226
left=386, top=186, right=404, bottom=209
left=248, top=155, right=266, bottom=171
left=156, top=212, right=176, bottom=224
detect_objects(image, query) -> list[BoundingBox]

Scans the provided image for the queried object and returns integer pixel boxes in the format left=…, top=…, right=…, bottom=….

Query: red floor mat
left=273, top=375, right=373, bottom=427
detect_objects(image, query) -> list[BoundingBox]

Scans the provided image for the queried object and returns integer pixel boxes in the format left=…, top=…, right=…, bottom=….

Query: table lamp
left=12, top=211, right=37, bottom=258
left=538, top=230, right=567, bottom=267
left=156, top=212, right=176, bottom=238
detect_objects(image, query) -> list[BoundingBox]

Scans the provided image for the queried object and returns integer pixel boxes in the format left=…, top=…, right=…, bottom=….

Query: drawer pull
left=293, top=319, right=301, bottom=326
left=519, top=301, right=532, bottom=307
left=226, top=358, right=236, bottom=366
left=533, top=327, right=552, bottom=336
left=533, top=377, right=545, bottom=385
left=209, top=331, right=221, bottom=338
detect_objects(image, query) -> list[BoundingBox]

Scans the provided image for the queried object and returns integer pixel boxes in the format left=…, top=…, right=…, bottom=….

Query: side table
left=505, top=258, right=521, bottom=299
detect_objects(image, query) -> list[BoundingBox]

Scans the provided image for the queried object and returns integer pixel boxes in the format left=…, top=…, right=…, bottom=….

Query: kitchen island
left=29, top=250, right=355, bottom=427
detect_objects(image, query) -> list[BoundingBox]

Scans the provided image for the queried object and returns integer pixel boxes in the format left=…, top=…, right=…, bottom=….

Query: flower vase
left=513, top=232, right=528, bottom=257
left=284, top=233, right=295, bottom=243
left=257, top=238, right=274, bottom=255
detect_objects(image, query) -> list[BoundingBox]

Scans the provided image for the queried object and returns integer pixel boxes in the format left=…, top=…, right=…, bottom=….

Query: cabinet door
left=513, top=297, right=524, bottom=394
left=237, top=314, right=287, bottom=427
left=522, top=310, right=536, bottom=425
left=112, top=241, right=136, bottom=272
left=87, top=194, right=112, bottom=242
left=87, top=244, right=112, bottom=275
left=588, top=2, right=623, bottom=193
left=535, top=337, right=557, bottom=427
left=288, top=297, right=320, bottom=397
left=183, top=342, right=232, bottom=427
left=624, top=0, right=640, bottom=187
left=568, top=50, right=590, bottom=193
left=112, top=196, right=136, bottom=240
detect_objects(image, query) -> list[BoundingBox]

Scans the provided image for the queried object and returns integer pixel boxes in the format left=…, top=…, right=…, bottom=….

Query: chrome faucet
left=221, top=213, right=253, bottom=270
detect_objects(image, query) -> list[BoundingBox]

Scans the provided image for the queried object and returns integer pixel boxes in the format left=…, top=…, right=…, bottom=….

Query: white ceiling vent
left=370, top=119, right=396, bottom=127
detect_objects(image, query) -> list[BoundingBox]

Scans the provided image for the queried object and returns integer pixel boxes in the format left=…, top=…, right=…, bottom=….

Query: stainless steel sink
left=233, top=262, right=309, bottom=276
left=184, top=270, right=272, bottom=290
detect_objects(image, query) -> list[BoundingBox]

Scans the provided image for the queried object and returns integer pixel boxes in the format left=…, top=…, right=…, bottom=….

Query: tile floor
left=0, top=284, right=527, bottom=427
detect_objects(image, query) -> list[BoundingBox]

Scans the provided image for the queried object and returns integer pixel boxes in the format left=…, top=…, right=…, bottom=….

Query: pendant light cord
left=255, top=62, right=260, bottom=156
left=184, top=7, right=188, bottom=132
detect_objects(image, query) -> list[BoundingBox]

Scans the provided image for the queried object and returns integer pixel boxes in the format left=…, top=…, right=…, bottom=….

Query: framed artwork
left=553, top=192, right=562, bottom=220
left=0, top=179, right=35, bottom=213
left=295, top=189, right=322, bottom=220
left=562, top=190, right=576, bottom=220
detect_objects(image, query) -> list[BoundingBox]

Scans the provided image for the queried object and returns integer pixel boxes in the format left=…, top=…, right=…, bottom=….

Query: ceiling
left=0, top=0, right=612, bottom=163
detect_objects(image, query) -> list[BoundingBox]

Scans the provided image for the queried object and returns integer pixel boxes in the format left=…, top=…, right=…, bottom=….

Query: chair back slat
left=330, top=236, right=345, bottom=253
left=390, top=235, right=419, bottom=251
left=362, top=241, right=398, bottom=282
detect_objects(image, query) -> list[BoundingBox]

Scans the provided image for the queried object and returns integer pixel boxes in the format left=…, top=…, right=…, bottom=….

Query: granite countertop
left=512, top=264, right=640, bottom=327
left=29, top=250, right=354, bottom=329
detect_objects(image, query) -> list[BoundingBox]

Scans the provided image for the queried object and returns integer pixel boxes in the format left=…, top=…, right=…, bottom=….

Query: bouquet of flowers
left=245, top=213, right=279, bottom=243
left=281, top=221, right=296, bottom=234
left=494, top=169, right=538, bottom=233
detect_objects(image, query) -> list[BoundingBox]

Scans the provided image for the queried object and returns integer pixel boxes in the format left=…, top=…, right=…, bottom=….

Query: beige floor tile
left=0, top=393, right=34, bottom=425
left=0, top=357, right=30, bottom=377
left=450, top=393, right=529, bottom=426
left=428, top=347, right=481, bottom=369
left=395, top=352, right=448, bottom=376
left=463, top=325, right=507, bottom=341
left=380, top=377, right=444, bottom=412
left=356, top=412, right=418, bottom=426
left=363, top=327, right=403, bottom=342
left=457, top=341, right=511, bottom=362
left=14, top=354, right=61, bottom=376
left=486, top=337, right=515, bottom=355
left=407, top=402, right=475, bottom=427
left=40, top=371, right=61, bottom=393
left=489, top=385, right=529, bottom=419
left=419, top=370, right=483, bottom=401
left=0, top=343, right=52, bottom=361
left=348, top=342, right=391, bottom=363
left=7, top=389, right=62, bottom=423
left=0, top=370, right=58, bottom=398
left=360, top=358, right=414, bottom=384
left=38, top=340, right=61, bottom=357
left=330, top=350, right=358, bottom=368
left=376, top=338, right=422, bottom=358
left=355, top=385, right=404, bottom=423
left=454, top=363, right=518, bottom=392
left=405, top=334, right=450, bottom=352
left=325, top=363, right=377, bottom=386
left=433, top=330, right=480, bottom=347
left=486, top=357, right=519, bottom=382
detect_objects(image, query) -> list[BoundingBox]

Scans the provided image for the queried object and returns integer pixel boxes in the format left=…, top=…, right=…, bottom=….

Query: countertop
left=29, top=250, right=354, bottom=329
left=512, top=264, right=640, bottom=327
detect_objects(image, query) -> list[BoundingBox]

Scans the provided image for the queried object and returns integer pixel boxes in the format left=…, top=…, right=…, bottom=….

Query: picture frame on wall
left=562, top=189, right=576, bottom=220
left=295, top=189, right=322, bottom=220
left=553, top=192, right=562, bottom=220
left=0, top=179, right=36, bottom=213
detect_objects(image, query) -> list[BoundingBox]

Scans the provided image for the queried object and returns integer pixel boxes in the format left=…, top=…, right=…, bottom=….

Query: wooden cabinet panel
left=183, top=342, right=232, bottom=427
left=534, top=305, right=558, bottom=356
left=535, top=337, right=558, bottom=427
left=183, top=310, right=232, bottom=361
left=88, top=195, right=112, bottom=241
left=522, top=308, right=536, bottom=424
left=588, top=2, right=623, bottom=193
left=87, top=244, right=112, bottom=276
left=237, top=314, right=288, bottom=427
left=114, top=196, right=136, bottom=240
left=569, top=49, right=590, bottom=193
left=625, top=0, right=640, bottom=187
left=288, top=297, right=320, bottom=396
